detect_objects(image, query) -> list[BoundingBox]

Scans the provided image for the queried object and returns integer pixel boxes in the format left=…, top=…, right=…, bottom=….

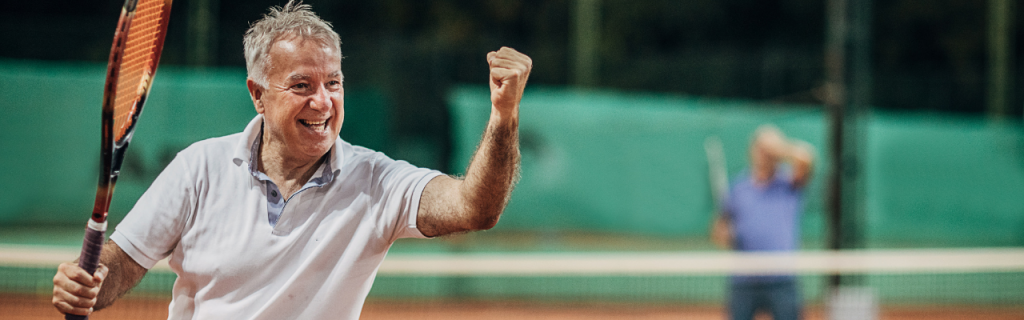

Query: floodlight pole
left=825, top=0, right=871, bottom=290
left=571, top=0, right=602, bottom=87
left=824, top=0, right=845, bottom=290
left=987, top=0, right=1014, bottom=119
left=187, top=0, right=219, bottom=67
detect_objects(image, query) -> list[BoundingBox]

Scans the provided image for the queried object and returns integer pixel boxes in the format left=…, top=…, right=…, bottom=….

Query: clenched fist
left=487, top=47, right=532, bottom=117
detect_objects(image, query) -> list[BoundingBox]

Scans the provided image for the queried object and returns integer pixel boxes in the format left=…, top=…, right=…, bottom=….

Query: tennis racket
left=704, top=136, right=729, bottom=211
left=68, top=0, right=172, bottom=319
left=704, top=136, right=733, bottom=248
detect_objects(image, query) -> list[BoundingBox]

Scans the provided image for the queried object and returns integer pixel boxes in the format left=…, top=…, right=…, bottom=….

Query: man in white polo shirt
left=51, top=1, right=532, bottom=319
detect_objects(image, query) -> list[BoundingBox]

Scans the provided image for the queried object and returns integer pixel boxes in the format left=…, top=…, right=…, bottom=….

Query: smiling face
left=250, top=34, right=344, bottom=164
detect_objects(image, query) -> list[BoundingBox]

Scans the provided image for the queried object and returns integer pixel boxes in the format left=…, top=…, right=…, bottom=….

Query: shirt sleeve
left=110, top=151, right=196, bottom=269
left=372, top=154, right=443, bottom=242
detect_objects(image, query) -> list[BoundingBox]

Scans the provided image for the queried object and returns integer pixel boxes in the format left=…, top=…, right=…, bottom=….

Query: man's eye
left=293, top=83, right=309, bottom=90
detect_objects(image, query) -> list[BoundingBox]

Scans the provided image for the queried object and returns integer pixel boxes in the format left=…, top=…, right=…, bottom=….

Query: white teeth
left=300, top=119, right=328, bottom=132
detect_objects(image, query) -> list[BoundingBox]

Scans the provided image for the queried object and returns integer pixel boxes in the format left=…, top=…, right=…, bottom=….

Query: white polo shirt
left=110, top=115, right=442, bottom=320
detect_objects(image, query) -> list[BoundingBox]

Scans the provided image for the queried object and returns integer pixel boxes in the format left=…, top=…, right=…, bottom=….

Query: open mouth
left=299, top=118, right=329, bottom=133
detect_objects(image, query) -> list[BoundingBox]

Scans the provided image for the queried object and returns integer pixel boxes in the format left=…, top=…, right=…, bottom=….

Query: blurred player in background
left=710, top=124, right=815, bottom=320
left=52, top=1, right=531, bottom=319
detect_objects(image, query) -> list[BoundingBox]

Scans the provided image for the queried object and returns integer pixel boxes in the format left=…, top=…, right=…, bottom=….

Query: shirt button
left=271, top=190, right=278, bottom=197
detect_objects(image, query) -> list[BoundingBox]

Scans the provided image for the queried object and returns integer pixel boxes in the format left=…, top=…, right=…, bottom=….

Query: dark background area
left=2, top=0, right=1022, bottom=169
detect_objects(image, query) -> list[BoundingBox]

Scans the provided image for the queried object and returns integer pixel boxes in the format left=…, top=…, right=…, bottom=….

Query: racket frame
left=68, top=0, right=172, bottom=319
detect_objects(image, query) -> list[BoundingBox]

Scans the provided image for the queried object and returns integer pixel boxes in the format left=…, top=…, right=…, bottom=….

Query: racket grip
left=66, top=220, right=107, bottom=320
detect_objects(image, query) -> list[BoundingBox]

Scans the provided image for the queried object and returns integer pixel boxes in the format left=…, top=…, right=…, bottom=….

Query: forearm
left=459, top=110, right=521, bottom=229
left=780, top=140, right=814, bottom=185
left=94, top=240, right=147, bottom=310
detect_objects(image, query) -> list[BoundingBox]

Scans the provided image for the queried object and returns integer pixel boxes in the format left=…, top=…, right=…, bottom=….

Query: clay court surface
left=5, top=295, right=1023, bottom=320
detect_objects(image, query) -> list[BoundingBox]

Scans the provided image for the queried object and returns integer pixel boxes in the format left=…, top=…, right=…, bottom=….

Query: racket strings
left=113, top=0, right=168, bottom=142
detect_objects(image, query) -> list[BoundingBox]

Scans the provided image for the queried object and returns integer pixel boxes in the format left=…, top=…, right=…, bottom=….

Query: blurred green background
left=3, top=1, right=1024, bottom=313
left=1, top=0, right=1023, bottom=250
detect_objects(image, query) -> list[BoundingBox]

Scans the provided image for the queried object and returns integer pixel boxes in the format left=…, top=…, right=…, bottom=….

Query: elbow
left=466, top=209, right=503, bottom=231
left=792, top=143, right=816, bottom=168
left=458, top=188, right=510, bottom=231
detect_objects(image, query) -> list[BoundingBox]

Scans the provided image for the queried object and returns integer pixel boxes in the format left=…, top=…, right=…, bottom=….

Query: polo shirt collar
left=233, top=114, right=344, bottom=185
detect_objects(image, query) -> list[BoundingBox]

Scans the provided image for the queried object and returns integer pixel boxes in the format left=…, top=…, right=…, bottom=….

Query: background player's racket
left=68, top=0, right=172, bottom=319
left=704, top=136, right=729, bottom=211
left=704, top=136, right=732, bottom=248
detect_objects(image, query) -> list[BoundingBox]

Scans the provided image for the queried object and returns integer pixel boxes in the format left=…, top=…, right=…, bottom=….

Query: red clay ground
left=4, top=295, right=1022, bottom=319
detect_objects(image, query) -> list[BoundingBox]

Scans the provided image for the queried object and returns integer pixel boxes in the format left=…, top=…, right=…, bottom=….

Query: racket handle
left=66, top=220, right=107, bottom=320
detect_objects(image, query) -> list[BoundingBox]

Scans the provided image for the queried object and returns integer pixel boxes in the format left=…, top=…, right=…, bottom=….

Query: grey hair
left=749, top=122, right=779, bottom=141
left=243, top=0, right=341, bottom=88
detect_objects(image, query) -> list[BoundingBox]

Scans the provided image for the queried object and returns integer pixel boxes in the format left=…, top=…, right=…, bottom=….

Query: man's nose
left=309, top=84, right=332, bottom=111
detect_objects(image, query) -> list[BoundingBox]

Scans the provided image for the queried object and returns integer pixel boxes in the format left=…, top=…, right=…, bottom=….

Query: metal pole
left=824, top=0, right=848, bottom=290
left=825, top=0, right=872, bottom=292
left=988, top=0, right=1014, bottom=119
left=187, top=0, right=220, bottom=67
left=845, top=0, right=872, bottom=269
left=571, top=0, right=601, bottom=87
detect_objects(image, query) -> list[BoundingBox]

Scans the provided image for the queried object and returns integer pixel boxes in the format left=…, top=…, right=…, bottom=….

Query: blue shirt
left=725, top=169, right=804, bottom=283
left=725, top=169, right=803, bottom=252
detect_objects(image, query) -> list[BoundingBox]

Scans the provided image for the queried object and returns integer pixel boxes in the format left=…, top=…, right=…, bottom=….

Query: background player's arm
left=761, top=132, right=816, bottom=187
left=785, top=141, right=815, bottom=187
left=417, top=47, right=531, bottom=237
left=53, top=240, right=148, bottom=315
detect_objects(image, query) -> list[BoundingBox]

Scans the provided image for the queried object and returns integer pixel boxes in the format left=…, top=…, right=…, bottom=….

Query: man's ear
left=247, top=78, right=265, bottom=114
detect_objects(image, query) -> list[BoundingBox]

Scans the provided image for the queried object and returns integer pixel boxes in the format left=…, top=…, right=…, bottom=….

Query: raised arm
left=786, top=141, right=815, bottom=187
left=758, top=128, right=816, bottom=188
left=53, top=240, right=148, bottom=316
left=773, top=139, right=815, bottom=188
left=417, top=47, right=532, bottom=237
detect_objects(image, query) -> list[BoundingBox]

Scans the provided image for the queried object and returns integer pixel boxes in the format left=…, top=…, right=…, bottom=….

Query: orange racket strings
left=112, top=0, right=167, bottom=142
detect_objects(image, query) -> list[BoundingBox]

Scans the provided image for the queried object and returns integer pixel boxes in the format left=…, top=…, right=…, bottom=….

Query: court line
left=2, top=244, right=1022, bottom=275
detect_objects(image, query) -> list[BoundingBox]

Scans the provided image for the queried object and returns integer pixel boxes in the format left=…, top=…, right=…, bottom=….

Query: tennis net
left=2, top=244, right=1022, bottom=319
